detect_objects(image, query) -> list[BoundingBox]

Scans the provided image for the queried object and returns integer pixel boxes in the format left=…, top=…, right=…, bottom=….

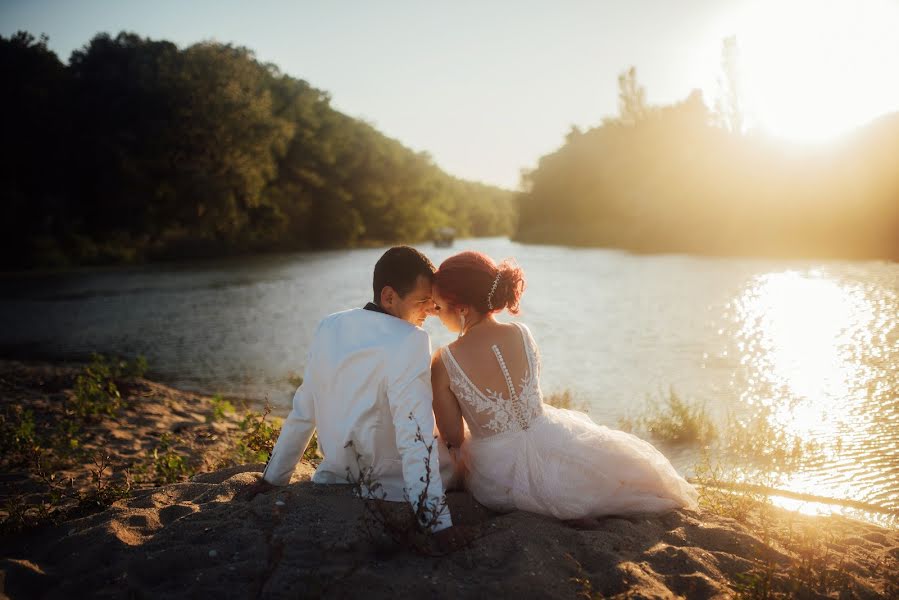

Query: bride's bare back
left=433, top=322, right=544, bottom=442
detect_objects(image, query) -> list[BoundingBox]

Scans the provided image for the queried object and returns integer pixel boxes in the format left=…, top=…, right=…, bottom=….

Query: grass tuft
left=544, top=389, right=590, bottom=412
left=620, top=387, right=716, bottom=446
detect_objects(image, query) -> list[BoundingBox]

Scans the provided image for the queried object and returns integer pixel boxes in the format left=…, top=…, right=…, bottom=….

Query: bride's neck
left=461, top=313, right=495, bottom=335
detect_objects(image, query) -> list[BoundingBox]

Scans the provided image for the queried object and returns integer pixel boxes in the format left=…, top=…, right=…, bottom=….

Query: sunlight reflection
left=735, top=271, right=874, bottom=442
left=725, top=268, right=899, bottom=526
left=767, top=494, right=897, bottom=529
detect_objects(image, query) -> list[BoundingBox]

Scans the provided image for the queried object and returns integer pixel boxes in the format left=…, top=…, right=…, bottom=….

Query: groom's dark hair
left=373, top=246, right=436, bottom=302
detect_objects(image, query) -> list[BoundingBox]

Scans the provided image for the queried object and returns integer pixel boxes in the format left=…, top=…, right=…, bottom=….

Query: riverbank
left=1, top=360, right=897, bottom=598
left=514, top=225, right=899, bottom=262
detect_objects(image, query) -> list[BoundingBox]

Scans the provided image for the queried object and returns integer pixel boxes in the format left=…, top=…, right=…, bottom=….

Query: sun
left=718, top=0, right=899, bottom=143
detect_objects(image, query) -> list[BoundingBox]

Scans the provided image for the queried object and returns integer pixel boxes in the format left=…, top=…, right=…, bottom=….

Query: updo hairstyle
left=433, top=251, right=525, bottom=315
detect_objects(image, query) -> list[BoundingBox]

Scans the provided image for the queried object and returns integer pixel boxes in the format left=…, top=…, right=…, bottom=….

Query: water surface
left=1, top=238, right=896, bottom=525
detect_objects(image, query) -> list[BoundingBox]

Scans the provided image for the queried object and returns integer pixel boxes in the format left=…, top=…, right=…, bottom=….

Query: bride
left=430, top=251, right=698, bottom=519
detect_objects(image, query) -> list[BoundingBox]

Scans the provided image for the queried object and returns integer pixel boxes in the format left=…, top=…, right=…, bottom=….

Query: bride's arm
left=430, top=349, right=464, bottom=448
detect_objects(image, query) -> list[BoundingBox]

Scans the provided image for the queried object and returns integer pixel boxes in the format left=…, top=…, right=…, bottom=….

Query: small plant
left=723, top=406, right=820, bottom=472
left=208, top=393, right=235, bottom=423
left=150, top=433, right=194, bottom=483
left=236, top=404, right=281, bottom=463
left=79, top=453, right=133, bottom=508
left=733, top=561, right=777, bottom=599
left=629, top=387, right=717, bottom=446
left=126, top=354, right=148, bottom=378
left=286, top=370, right=304, bottom=389
left=566, top=553, right=599, bottom=599
left=1, top=449, right=134, bottom=534
left=103, top=353, right=148, bottom=379
left=0, top=495, right=49, bottom=535
left=1, top=496, right=29, bottom=534
left=344, top=414, right=457, bottom=556
left=544, top=389, right=589, bottom=412
left=49, top=418, right=83, bottom=456
left=69, top=353, right=148, bottom=420
left=0, top=406, right=37, bottom=458
left=71, top=354, right=123, bottom=418
left=692, top=450, right=770, bottom=523
left=303, top=432, right=320, bottom=462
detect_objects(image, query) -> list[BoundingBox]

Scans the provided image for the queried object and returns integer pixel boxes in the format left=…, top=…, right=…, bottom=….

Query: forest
left=2, top=31, right=516, bottom=269
left=7, top=30, right=897, bottom=268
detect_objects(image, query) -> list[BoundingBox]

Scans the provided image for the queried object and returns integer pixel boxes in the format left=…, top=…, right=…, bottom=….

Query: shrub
left=49, top=418, right=82, bottom=456
left=544, top=389, right=589, bottom=412
left=79, top=453, right=133, bottom=508
left=122, top=354, right=148, bottom=378
left=303, top=432, right=320, bottom=461
left=0, top=406, right=36, bottom=457
left=149, top=433, right=194, bottom=483
left=1, top=450, right=134, bottom=534
left=208, top=393, right=235, bottom=423
left=71, top=356, right=123, bottom=418
left=236, top=404, right=281, bottom=463
left=723, top=406, right=820, bottom=472
left=626, top=387, right=717, bottom=446
left=691, top=450, right=771, bottom=523
left=286, top=371, right=304, bottom=389
left=344, top=414, right=461, bottom=556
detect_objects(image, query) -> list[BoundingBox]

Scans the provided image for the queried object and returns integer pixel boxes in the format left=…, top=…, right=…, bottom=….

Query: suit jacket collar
left=363, top=302, right=389, bottom=315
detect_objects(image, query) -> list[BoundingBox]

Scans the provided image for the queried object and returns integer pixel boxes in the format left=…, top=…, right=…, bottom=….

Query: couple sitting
left=247, top=246, right=697, bottom=537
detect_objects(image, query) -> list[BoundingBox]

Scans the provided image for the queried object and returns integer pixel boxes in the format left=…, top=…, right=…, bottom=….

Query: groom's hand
left=240, top=476, right=275, bottom=501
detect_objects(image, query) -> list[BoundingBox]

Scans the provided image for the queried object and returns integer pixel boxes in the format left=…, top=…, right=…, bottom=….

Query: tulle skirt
left=457, top=405, right=699, bottom=519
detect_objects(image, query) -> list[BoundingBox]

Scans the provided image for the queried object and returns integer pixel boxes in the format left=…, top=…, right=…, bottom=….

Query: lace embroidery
left=491, top=345, right=530, bottom=431
left=442, top=323, right=543, bottom=436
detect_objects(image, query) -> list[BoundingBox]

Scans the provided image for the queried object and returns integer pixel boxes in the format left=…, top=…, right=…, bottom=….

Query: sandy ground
left=0, top=359, right=252, bottom=513
left=1, top=361, right=898, bottom=599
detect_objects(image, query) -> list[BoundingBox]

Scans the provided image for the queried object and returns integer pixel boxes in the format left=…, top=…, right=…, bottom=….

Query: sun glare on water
left=732, top=270, right=897, bottom=523
left=738, top=271, right=874, bottom=416
left=720, top=0, right=899, bottom=143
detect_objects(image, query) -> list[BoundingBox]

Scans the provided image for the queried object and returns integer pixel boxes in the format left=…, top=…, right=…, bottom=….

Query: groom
left=245, top=246, right=453, bottom=532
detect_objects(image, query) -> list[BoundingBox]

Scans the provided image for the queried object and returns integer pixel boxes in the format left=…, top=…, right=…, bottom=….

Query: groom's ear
left=380, top=285, right=397, bottom=309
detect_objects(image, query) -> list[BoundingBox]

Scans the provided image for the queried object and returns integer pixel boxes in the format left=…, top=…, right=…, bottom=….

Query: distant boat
left=433, top=227, right=455, bottom=247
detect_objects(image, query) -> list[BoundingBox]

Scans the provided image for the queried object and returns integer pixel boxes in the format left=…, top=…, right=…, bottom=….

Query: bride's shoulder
left=431, top=343, right=455, bottom=363
left=508, top=321, right=540, bottom=352
left=508, top=321, right=535, bottom=336
left=430, top=345, right=456, bottom=377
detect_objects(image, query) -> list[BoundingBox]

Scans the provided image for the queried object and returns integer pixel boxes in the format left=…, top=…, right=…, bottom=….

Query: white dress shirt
left=262, top=307, right=452, bottom=531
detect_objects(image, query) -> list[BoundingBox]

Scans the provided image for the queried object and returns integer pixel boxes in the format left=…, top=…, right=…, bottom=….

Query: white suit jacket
left=262, top=307, right=452, bottom=531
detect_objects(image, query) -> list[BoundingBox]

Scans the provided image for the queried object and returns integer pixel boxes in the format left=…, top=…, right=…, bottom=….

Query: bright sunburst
left=731, top=270, right=895, bottom=520
left=736, top=270, right=874, bottom=437
left=718, top=0, right=899, bottom=143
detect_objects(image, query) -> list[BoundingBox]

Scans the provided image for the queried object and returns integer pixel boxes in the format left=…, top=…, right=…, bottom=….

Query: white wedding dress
left=441, top=322, right=698, bottom=519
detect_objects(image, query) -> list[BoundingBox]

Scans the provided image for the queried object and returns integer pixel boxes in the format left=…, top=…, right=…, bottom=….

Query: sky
left=4, top=0, right=899, bottom=189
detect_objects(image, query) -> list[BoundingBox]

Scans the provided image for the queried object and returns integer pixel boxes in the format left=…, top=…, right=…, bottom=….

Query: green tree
left=3, top=30, right=517, bottom=268
left=0, top=32, right=72, bottom=266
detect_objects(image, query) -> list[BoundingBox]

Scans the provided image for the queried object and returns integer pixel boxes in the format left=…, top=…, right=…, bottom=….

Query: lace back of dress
left=441, top=322, right=543, bottom=439
left=491, top=345, right=530, bottom=431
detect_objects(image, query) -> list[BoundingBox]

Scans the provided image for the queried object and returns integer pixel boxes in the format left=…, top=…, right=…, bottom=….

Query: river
left=1, top=238, right=896, bottom=526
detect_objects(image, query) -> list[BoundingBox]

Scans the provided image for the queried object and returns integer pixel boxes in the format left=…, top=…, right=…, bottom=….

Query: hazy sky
left=4, top=0, right=899, bottom=189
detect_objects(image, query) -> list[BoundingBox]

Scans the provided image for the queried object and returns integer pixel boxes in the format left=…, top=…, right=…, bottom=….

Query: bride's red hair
left=433, top=251, right=525, bottom=315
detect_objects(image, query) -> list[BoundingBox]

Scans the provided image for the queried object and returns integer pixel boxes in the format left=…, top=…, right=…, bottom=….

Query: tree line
left=516, top=51, right=899, bottom=261
left=2, top=31, right=516, bottom=269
